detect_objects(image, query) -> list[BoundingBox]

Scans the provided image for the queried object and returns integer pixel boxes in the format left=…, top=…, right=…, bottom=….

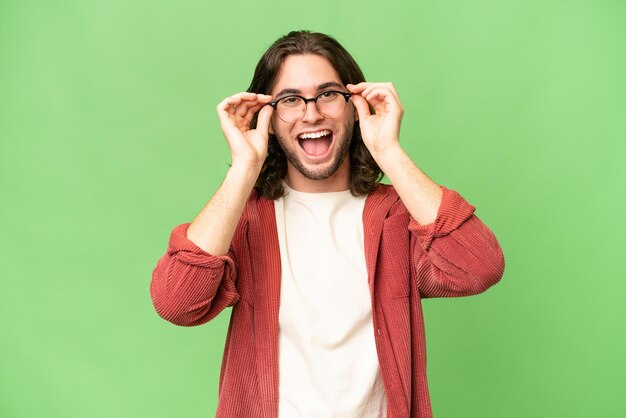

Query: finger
left=383, top=82, right=401, bottom=103
left=347, top=82, right=387, bottom=93
left=218, top=92, right=255, bottom=109
left=216, top=100, right=235, bottom=126
left=361, top=88, right=401, bottom=113
left=359, top=84, right=393, bottom=99
left=235, top=103, right=268, bottom=127
left=350, top=94, right=371, bottom=121
left=255, top=104, right=274, bottom=135
left=217, top=101, right=239, bottom=125
left=236, top=94, right=273, bottom=116
left=219, top=93, right=271, bottom=113
left=346, top=82, right=370, bottom=94
left=237, top=98, right=274, bottom=124
left=349, top=82, right=401, bottom=105
left=235, top=100, right=258, bottom=117
left=218, top=95, right=271, bottom=128
left=217, top=99, right=249, bottom=130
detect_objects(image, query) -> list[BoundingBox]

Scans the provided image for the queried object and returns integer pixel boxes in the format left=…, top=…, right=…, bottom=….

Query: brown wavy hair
left=247, top=30, right=383, bottom=200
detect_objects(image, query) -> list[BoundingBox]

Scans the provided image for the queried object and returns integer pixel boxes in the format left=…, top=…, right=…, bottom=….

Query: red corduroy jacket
left=151, top=184, right=505, bottom=417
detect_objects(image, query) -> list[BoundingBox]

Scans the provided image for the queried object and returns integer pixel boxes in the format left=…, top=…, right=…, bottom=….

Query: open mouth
left=297, top=129, right=334, bottom=158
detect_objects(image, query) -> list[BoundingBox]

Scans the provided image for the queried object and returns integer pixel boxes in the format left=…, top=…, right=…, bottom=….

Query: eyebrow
left=274, top=81, right=345, bottom=98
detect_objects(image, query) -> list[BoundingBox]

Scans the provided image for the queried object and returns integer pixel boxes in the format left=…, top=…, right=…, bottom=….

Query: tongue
left=300, top=135, right=332, bottom=156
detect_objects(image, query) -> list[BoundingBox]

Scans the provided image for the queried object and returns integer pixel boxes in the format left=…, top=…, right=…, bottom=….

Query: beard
left=274, top=120, right=354, bottom=181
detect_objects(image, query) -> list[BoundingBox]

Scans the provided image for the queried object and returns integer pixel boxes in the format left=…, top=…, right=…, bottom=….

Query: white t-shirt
left=275, top=183, right=388, bottom=418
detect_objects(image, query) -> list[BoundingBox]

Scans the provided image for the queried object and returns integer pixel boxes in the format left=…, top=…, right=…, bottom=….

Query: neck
left=284, top=158, right=350, bottom=193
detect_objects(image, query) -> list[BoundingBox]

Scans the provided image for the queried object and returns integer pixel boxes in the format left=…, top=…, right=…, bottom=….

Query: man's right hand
left=187, top=93, right=273, bottom=255
left=216, top=92, right=274, bottom=169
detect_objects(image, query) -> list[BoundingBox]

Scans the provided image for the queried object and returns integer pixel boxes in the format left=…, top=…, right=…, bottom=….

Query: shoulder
left=362, top=184, right=411, bottom=231
left=366, top=183, right=408, bottom=217
left=241, top=188, right=276, bottom=225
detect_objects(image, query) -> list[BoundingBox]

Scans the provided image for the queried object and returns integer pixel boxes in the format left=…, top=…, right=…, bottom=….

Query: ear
left=269, top=121, right=275, bottom=135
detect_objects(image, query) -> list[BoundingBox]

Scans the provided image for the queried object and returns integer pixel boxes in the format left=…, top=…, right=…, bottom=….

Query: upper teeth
left=299, top=130, right=331, bottom=139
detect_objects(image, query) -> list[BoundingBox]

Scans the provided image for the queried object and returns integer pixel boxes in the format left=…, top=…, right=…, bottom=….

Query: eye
left=279, top=96, right=302, bottom=107
left=317, top=91, right=338, bottom=102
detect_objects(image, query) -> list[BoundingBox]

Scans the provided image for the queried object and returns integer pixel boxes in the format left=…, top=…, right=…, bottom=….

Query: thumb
left=256, top=104, right=274, bottom=135
left=350, top=94, right=371, bottom=122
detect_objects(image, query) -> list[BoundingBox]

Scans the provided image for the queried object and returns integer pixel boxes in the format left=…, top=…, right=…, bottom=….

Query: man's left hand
left=347, top=82, right=404, bottom=158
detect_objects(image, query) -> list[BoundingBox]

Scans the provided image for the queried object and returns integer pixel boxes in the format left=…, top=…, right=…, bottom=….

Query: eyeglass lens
left=275, top=92, right=348, bottom=123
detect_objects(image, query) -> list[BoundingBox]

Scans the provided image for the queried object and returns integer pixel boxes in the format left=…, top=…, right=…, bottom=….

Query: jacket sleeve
left=150, top=223, right=240, bottom=326
left=410, top=186, right=505, bottom=298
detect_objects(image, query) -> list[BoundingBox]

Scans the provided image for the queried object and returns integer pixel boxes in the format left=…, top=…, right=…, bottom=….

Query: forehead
left=271, top=54, right=342, bottom=95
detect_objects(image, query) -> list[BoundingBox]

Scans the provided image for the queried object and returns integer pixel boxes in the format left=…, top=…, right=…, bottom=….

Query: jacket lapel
left=248, top=194, right=281, bottom=418
left=364, top=185, right=412, bottom=418
left=363, top=185, right=397, bottom=294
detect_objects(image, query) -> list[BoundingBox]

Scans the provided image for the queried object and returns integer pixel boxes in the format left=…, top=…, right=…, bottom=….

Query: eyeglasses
left=267, top=90, right=352, bottom=124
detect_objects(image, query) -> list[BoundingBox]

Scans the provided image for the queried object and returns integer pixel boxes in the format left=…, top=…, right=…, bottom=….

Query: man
left=151, top=31, right=504, bottom=418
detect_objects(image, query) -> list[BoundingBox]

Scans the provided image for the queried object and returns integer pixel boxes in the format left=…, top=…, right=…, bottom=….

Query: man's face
left=269, top=54, right=356, bottom=182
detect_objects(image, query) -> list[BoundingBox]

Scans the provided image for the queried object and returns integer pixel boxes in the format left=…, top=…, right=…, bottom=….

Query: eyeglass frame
left=266, top=90, right=352, bottom=123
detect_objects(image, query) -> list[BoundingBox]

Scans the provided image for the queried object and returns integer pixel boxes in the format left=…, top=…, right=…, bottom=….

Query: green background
left=1, top=0, right=624, bottom=417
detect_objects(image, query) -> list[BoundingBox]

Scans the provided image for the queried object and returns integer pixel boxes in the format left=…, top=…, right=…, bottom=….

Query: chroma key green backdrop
left=1, top=0, right=625, bottom=417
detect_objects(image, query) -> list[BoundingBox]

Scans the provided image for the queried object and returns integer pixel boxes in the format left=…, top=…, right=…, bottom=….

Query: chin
left=291, top=150, right=349, bottom=181
left=276, top=124, right=353, bottom=180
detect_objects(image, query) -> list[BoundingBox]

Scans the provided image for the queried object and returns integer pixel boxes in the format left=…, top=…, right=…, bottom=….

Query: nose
left=300, top=100, right=324, bottom=124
